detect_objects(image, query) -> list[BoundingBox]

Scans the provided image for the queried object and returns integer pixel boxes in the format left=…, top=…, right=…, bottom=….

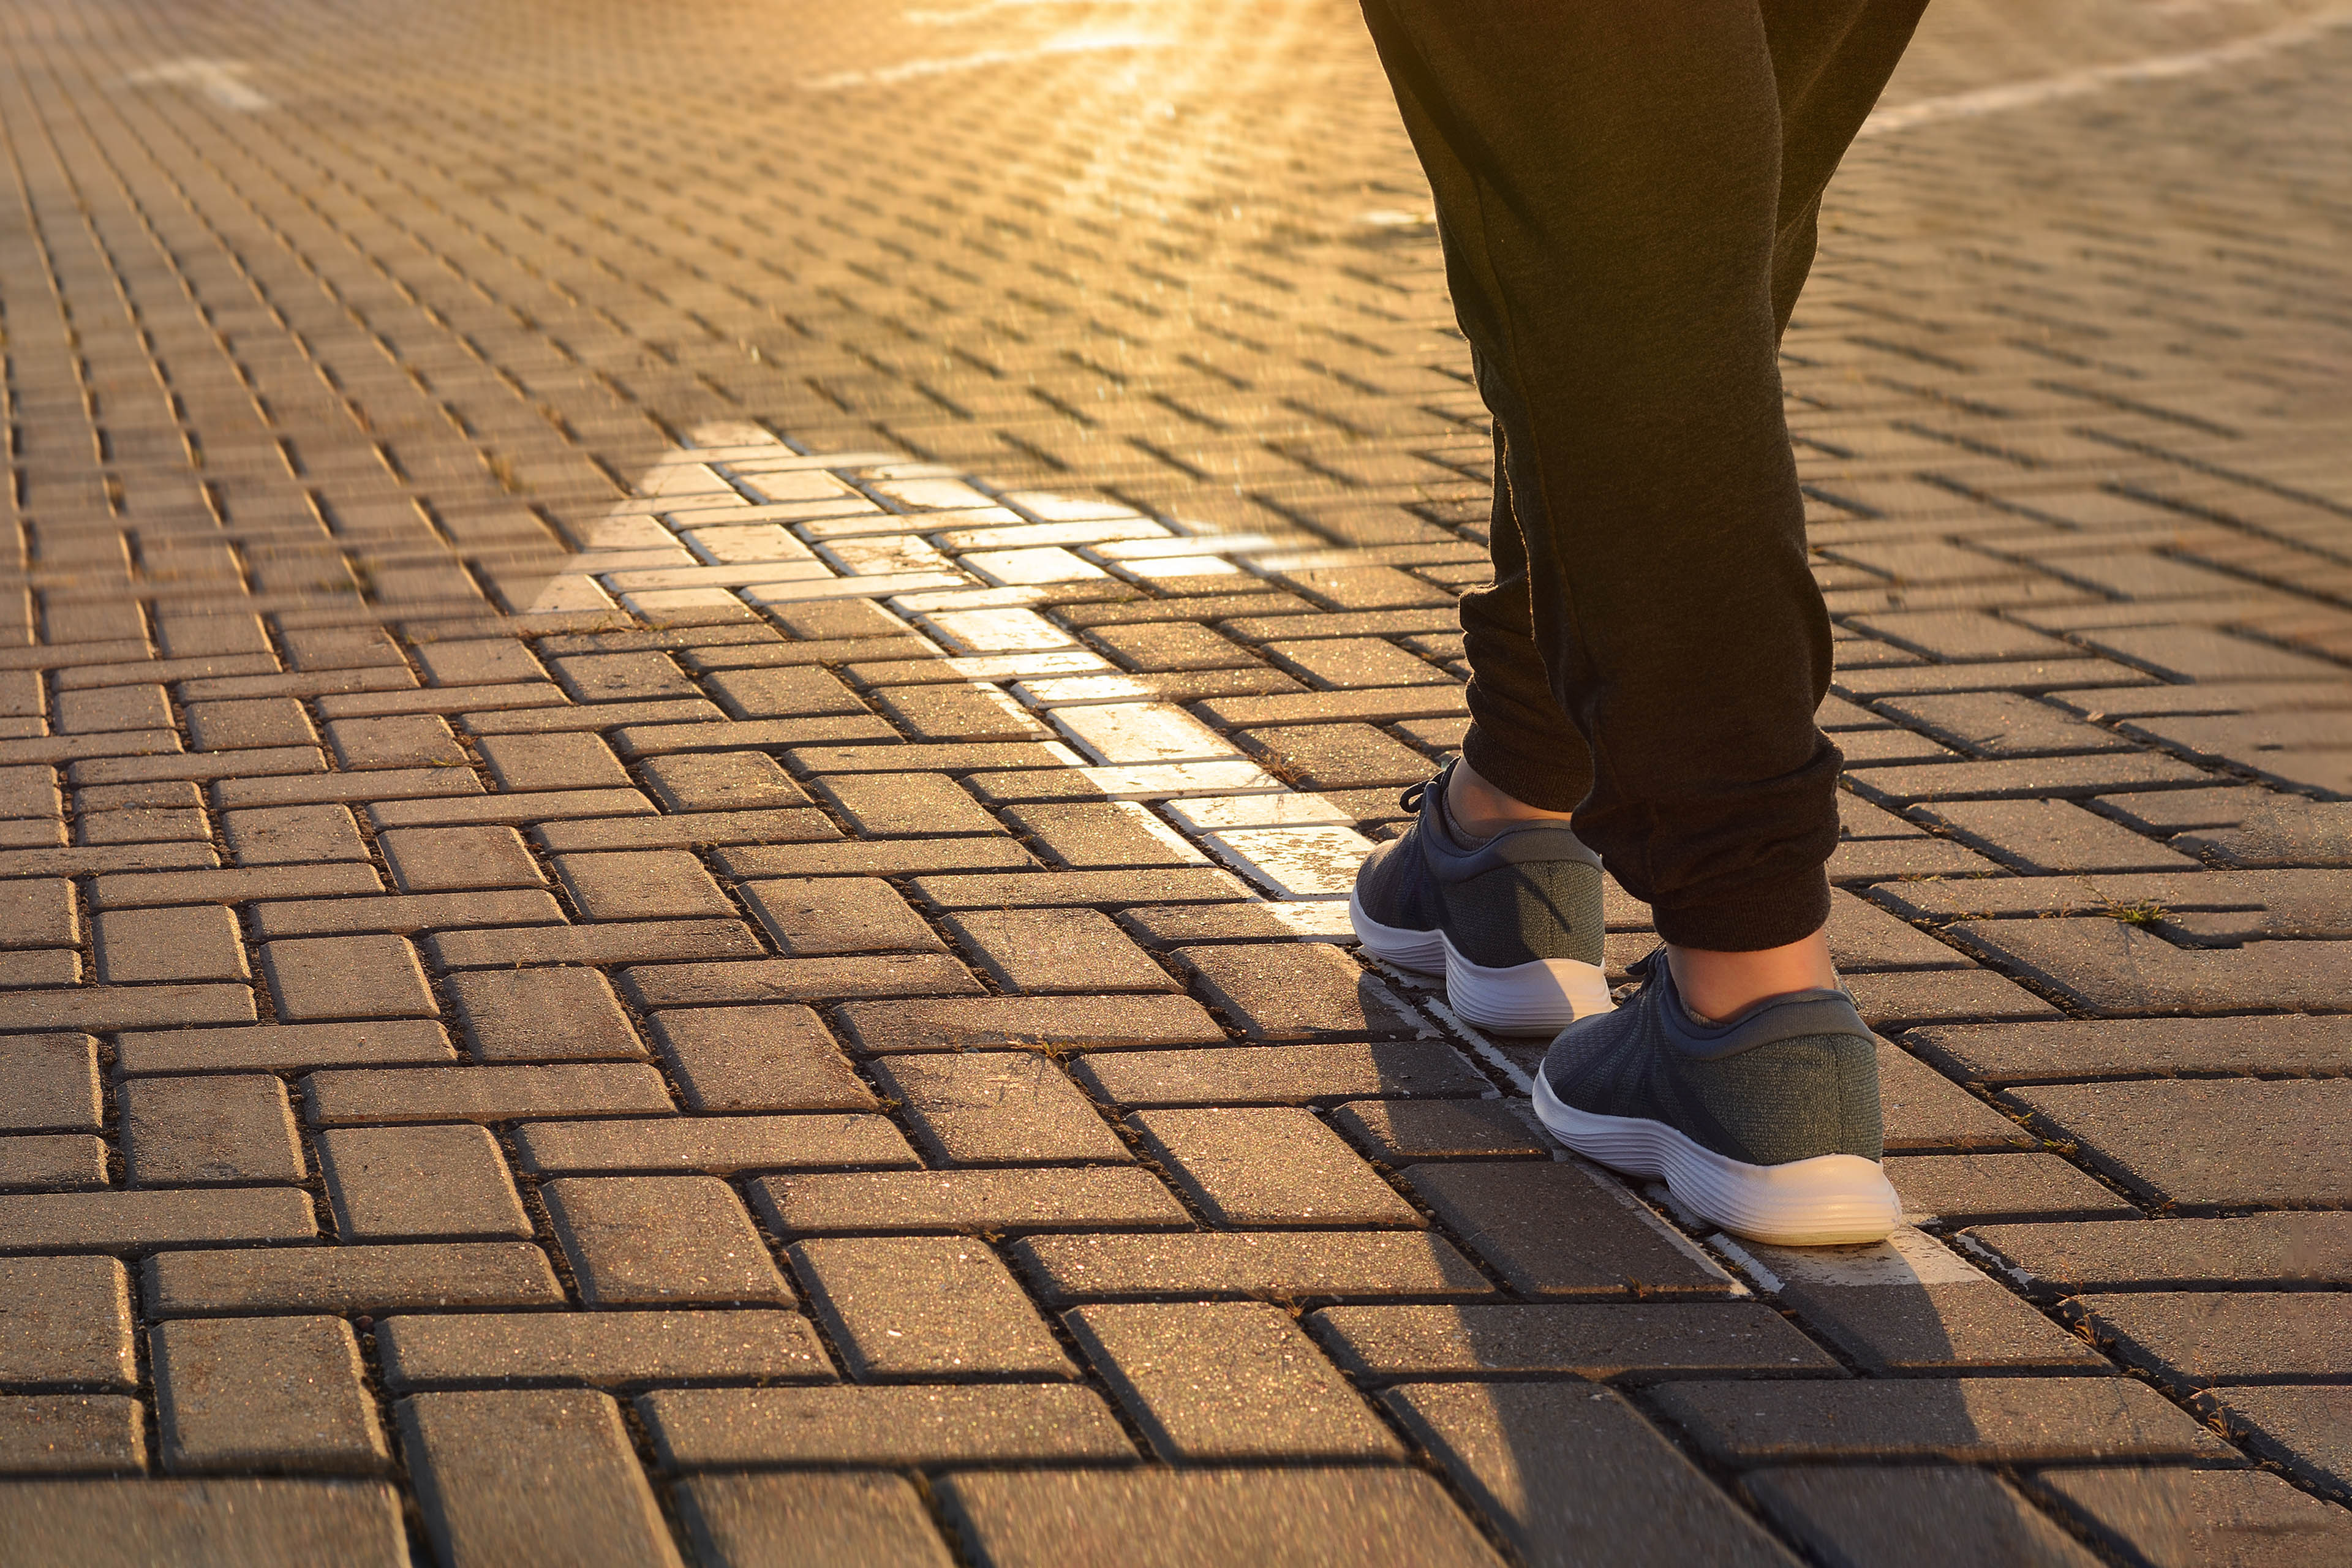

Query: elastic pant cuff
left=1460, top=722, right=1586, bottom=814
left=1651, top=866, right=1833, bottom=953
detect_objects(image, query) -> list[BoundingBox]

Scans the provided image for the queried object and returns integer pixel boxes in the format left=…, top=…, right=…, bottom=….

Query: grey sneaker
left=1531, top=949, right=1901, bottom=1245
left=1347, top=762, right=1611, bottom=1033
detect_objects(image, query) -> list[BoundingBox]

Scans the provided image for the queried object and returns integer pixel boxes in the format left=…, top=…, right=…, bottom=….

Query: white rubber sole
left=1348, top=889, right=1611, bottom=1035
left=1532, top=1066, right=1902, bottom=1246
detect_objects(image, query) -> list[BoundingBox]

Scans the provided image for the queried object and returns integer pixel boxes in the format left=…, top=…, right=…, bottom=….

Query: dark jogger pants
left=1359, top=0, right=1929, bottom=951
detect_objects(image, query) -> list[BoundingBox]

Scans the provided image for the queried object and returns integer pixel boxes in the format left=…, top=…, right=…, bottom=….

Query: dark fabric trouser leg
left=1359, top=0, right=1929, bottom=951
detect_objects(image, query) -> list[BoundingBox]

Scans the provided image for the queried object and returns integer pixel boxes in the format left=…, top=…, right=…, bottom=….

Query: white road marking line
left=1860, top=8, right=2352, bottom=136
left=803, top=30, right=1173, bottom=90
left=126, top=59, right=272, bottom=111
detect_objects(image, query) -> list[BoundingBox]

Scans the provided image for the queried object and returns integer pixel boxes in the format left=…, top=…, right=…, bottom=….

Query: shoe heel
left=1442, top=939, right=1612, bottom=1035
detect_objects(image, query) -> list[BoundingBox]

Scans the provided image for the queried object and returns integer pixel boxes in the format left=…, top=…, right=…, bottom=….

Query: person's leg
left=1356, top=0, right=1929, bottom=1242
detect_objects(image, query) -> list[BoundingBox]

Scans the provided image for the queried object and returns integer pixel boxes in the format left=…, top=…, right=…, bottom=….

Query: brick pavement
left=2, top=0, right=2351, bottom=1562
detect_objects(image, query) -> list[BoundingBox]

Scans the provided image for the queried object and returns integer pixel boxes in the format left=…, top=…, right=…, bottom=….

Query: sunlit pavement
left=0, top=1, right=2348, bottom=1562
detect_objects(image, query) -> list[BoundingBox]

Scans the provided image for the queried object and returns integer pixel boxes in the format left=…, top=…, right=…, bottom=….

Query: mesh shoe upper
left=1540, top=951, right=1883, bottom=1166
left=1349, top=764, right=1605, bottom=968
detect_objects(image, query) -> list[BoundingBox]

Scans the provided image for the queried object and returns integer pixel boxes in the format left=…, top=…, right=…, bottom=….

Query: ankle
left=1664, top=932, right=1839, bottom=1022
left=1447, top=760, right=1577, bottom=839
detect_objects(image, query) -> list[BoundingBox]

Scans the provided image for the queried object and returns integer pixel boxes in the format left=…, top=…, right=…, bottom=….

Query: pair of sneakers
left=1349, top=763, right=1901, bottom=1246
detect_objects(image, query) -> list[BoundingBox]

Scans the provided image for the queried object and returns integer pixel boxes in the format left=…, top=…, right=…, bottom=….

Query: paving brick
left=0, top=1395, right=145, bottom=1473
left=2005, top=1079, right=2350, bottom=1208
left=873, top=682, right=1052, bottom=741
left=0, top=982, right=255, bottom=1035
left=833, top=994, right=1225, bottom=1054
left=1871, top=690, right=2138, bottom=756
left=791, top=1235, right=1075, bottom=1382
left=2071, top=1292, right=2349, bottom=1393
left=0, top=1134, right=105, bottom=1191
left=369, top=786, right=656, bottom=829
left=785, top=741, right=1076, bottom=777
left=514, top=1113, right=916, bottom=1174
left=0, top=949, right=78, bottom=986
left=318, top=1125, right=533, bottom=1241
left=73, top=792, right=213, bottom=849
left=120, top=1075, right=304, bottom=1186
left=638, top=749, right=807, bottom=812
left=1388, top=1381, right=1798, bottom=1568
left=0, top=1188, right=315, bottom=1254
left=1878, top=1041, right=2038, bottom=1152
left=1400, top=1162, right=1738, bottom=1298
left=0, top=1257, right=135, bottom=1389
left=1009, top=1231, right=1494, bottom=1303
left=53, top=682, right=170, bottom=734
left=531, top=808, right=839, bottom=852
left=401, top=1390, right=682, bottom=1568
left=425, top=918, right=761, bottom=969
left=870, top=1054, right=1132, bottom=1166
left=551, top=848, right=734, bottom=921
left=646, top=1005, right=876, bottom=1112
left=415, top=638, right=547, bottom=686
left=714, top=837, right=1036, bottom=878
left=1844, top=752, right=2212, bottom=804
left=262, top=933, right=436, bottom=1021
left=303, top=1063, right=675, bottom=1125
left=184, top=696, right=318, bottom=751
left=247, top=888, right=564, bottom=937
left=92, top=905, right=248, bottom=983
left=1129, top=1107, right=1421, bottom=1227
left=912, top=870, right=1261, bottom=921
left=145, top=1243, right=564, bottom=1316
left=2034, top=1466, right=2352, bottom=1567
left=211, top=767, right=481, bottom=809
left=1174, top=942, right=1422, bottom=1039
left=0, top=880, right=77, bottom=949
left=1065, top=1300, right=1400, bottom=1461
left=2195, top=1386, right=2352, bottom=1501
left=1330, top=1098, right=1547, bottom=1162
left=1649, top=1377, right=2231, bottom=1464
left=1237, top=722, right=1438, bottom=790
left=1314, top=1302, right=1839, bottom=1385
left=446, top=967, right=644, bottom=1061
left=324, top=714, right=470, bottom=768
left=1914, top=798, right=2200, bottom=873
left=937, top=1468, right=1504, bottom=1568
left=0, top=1034, right=101, bottom=1131
left=0, top=842, right=219, bottom=883
left=153, top=1316, right=386, bottom=1474
left=1736, top=1231, right=2106, bottom=1376
left=944, top=907, right=1175, bottom=993
left=750, top=1167, right=1189, bottom=1235
left=739, top=875, right=942, bottom=954
left=1904, top=1015, right=2352, bottom=1084
left=998, top=801, right=1207, bottom=868
left=1259, top=636, right=1453, bottom=689
left=1744, top=1466, right=2100, bottom=1568
left=1080, top=620, right=1258, bottom=670
left=1885, top=1153, right=2139, bottom=1224
left=543, top=1175, right=793, bottom=1308
left=221, top=802, right=371, bottom=865
left=620, top=953, right=981, bottom=1008
left=475, top=731, right=632, bottom=791
left=1962, top=1215, right=2352, bottom=1297
left=1073, top=1042, right=1488, bottom=1106
left=115, top=1019, right=458, bottom=1075
left=378, top=1309, right=834, bottom=1391
left=678, top=1474, right=952, bottom=1568
left=611, top=715, right=900, bottom=758
left=638, top=1384, right=1132, bottom=1468
left=70, top=744, right=322, bottom=786
left=548, top=651, right=701, bottom=704
left=703, top=664, right=868, bottom=718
